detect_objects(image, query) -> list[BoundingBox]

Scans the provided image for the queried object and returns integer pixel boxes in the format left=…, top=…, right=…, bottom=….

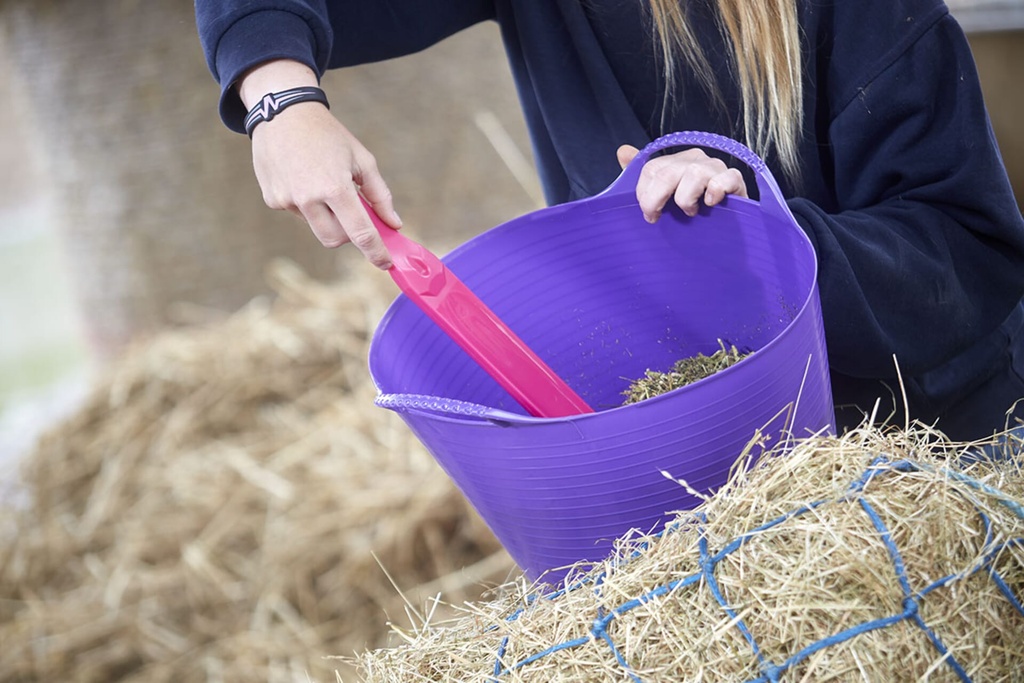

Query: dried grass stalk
left=352, top=425, right=1024, bottom=682
left=0, top=260, right=512, bottom=683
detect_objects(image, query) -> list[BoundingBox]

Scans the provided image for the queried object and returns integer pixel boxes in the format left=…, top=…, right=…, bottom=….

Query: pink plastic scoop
left=361, top=196, right=593, bottom=418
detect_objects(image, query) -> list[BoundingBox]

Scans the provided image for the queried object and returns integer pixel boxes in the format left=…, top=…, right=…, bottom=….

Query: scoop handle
left=361, top=197, right=593, bottom=418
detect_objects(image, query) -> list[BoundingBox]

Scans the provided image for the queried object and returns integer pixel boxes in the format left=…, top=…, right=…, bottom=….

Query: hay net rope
left=495, top=459, right=1023, bottom=683
left=354, top=427, right=1024, bottom=682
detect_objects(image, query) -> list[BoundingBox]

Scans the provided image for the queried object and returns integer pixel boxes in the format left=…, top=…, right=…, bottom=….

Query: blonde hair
left=646, top=0, right=803, bottom=181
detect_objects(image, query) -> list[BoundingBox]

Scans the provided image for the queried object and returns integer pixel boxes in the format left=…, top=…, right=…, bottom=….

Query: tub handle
left=604, top=131, right=796, bottom=226
left=375, top=393, right=531, bottom=424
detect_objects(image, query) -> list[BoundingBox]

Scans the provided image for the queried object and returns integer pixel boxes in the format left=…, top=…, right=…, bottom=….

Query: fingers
left=294, top=187, right=394, bottom=270
left=634, top=147, right=749, bottom=222
left=616, top=144, right=640, bottom=170
left=291, top=182, right=394, bottom=270
left=333, top=145, right=398, bottom=269
left=276, top=172, right=393, bottom=269
left=322, top=186, right=394, bottom=270
left=357, top=159, right=402, bottom=231
left=296, top=199, right=349, bottom=249
left=703, top=168, right=747, bottom=207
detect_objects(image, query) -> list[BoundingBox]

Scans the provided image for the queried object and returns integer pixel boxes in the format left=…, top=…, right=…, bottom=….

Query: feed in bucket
left=621, top=339, right=753, bottom=405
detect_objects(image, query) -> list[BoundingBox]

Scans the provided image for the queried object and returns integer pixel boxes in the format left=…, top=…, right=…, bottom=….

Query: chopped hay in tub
left=621, top=339, right=752, bottom=405
left=0, top=260, right=512, bottom=683
left=352, top=426, right=1024, bottom=682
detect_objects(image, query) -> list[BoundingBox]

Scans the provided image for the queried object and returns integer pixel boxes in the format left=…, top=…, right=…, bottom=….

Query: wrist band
left=244, top=86, right=329, bottom=138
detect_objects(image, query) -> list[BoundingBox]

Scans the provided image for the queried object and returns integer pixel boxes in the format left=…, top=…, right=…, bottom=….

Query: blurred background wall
left=0, top=2, right=538, bottom=360
left=964, top=29, right=1024, bottom=209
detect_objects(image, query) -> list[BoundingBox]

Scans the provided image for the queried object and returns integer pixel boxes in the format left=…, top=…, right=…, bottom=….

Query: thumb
left=616, top=144, right=640, bottom=170
left=358, top=173, right=402, bottom=230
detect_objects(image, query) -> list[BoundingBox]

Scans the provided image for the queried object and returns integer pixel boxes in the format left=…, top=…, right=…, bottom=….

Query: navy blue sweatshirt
left=196, top=0, right=1024, bottom=441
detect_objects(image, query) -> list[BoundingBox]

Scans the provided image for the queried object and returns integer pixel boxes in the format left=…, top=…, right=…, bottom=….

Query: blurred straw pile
left=354, top=426, right=1024, bottom=682
left=0, top=260, right=512, bottom=682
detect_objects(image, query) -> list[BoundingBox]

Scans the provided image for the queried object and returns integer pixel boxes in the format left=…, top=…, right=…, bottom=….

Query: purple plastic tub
left=368, top=132, right=834, bottom=583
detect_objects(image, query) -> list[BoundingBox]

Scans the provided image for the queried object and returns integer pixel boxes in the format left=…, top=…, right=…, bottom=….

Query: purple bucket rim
left=368, top=131, right=823, bottom=423
left=370, top=194, right=821, bottom=425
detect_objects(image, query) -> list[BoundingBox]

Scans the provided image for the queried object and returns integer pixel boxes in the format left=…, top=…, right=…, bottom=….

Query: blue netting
left=488, top=457, right=1024, bottom=682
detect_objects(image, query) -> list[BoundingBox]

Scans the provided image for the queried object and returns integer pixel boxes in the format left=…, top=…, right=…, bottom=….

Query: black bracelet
left=244, top=86, right=330, bottom=138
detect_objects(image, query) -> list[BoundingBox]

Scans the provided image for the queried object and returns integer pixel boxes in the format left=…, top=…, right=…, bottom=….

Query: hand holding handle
left=606, top=131, right=795, bottom=225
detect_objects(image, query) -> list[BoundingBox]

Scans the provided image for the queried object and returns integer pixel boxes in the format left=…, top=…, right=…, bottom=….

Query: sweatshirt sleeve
left=194, top=1, right=496, bottom=134
left=788, top=11, right=1024, bottom=379
left=195, top=1, right=333, bottom=134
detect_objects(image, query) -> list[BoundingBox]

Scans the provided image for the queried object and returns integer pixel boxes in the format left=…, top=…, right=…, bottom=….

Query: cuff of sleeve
left=213, top=10, right=326, bottom=134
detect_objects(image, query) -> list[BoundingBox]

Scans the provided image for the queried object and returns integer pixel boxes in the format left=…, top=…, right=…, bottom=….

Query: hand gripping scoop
left=361, top=197, right=593, bottom=418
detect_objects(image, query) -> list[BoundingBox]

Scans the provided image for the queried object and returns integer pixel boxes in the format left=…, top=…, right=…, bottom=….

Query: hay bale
left=0, top=260, right=512, bottom=682
left=353, top=426, right=1024, bottom=681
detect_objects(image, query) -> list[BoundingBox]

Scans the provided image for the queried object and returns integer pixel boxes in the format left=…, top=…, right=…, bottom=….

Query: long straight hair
left=646, top=0, right=803, bottom=181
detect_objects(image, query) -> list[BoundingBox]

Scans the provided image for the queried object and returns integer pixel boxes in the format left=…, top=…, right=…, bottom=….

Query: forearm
left=791, top=199, right=1024, bottom=378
